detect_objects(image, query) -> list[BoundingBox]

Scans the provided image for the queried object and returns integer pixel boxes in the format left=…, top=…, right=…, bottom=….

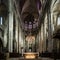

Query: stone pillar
left=59, top=40, right=60, bottom=53
left=50, top=12, right=54, bottom=52
left=39, top=28, right=42, bottom=53
left=40, top=25, right=43, bottom=53
left=19, top=26, right=21, bottom=53
left=36, top=34, right=39, bottom=52
left=38, top=31, right=40, bottom=52
left=8, top=0, right=13, bottom=52
left=53, top=12, right=58, bottom=52
left=53, top=12, right=58, bottom=29
left=19, top=26, right=23, bottom=53
left=43, top=23, right=46, bottom=52
left=47, top=10, right=53, bottom=52
left=15, top=14, right=19, bottom=53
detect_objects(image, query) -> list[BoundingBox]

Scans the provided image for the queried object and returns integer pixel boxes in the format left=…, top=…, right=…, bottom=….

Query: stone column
left=50, top=12, right=54, bottom=52
left=59, top=40, right=60, bottom=53
left=8, top=0, right=13, bottom=52
left=40, top=25, right=43, bottom=53
left=47, top=10, right=53, bottom=52
left=19, top=26, right=23, bottom=53
left=36, top=34, right=39, bottom=52
left=53, top=12, right=58, bottom=52
left=19, top=25, right=21, bottom=53
left=15, top=14, right=19, bottom=53
left=53, top=12, right=58, bottom=29
left=39, top=31, right=41, bottom=53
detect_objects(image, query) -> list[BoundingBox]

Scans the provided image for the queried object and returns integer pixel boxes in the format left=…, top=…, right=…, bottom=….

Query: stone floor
left=8, top=57, right=60, bottom=60
left=0, top=56, right=60, bottom=60
left=9, top=57, right=54, bottom=60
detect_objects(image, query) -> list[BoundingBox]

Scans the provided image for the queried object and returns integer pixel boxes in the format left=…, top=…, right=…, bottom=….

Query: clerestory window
left=57, top=16, right=60, bottom=25
left=0, top=17, right=3, bottom=25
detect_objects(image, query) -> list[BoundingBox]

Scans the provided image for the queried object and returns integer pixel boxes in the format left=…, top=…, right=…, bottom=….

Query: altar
left=23, top=52, right=39, bottom=59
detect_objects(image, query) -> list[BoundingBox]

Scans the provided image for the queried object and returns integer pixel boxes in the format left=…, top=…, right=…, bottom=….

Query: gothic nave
left=0, top=0, right=60, bottom=60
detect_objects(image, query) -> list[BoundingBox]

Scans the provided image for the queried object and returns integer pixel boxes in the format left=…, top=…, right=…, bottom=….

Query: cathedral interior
left=0, top=0, right=60, bottom=60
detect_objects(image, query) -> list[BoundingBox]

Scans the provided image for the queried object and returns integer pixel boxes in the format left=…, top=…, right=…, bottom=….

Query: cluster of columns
left=3, top=0, right=25, bottom=53
left=36, top=0, right=60, bottom=53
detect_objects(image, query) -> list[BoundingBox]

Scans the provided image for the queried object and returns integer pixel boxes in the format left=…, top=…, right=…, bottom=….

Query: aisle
left=9, top=57, right=54, bottom=60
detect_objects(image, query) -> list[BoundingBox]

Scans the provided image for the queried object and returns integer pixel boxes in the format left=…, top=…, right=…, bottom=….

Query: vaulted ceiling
left=0, top=0, right=50, bottom=36
left=19, top=0, right=42, bottom=36
left=13, top=0, right=48, bottom=36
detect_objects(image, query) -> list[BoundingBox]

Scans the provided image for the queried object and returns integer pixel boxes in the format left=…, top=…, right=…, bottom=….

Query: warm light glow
left=26, top=36, right=35, bottom=41
left=57, top=17, right=60, bottom=25
left=25, top=54, right=35, bottom=59
left=0, top=17, right=3, bottom=25
left=26, top=36, right=35, bottom=44
left=24, top=53, right=36, bottom=59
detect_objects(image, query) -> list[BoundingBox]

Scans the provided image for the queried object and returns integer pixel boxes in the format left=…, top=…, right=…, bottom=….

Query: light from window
left=0, top=17, right=3, bottom=25
left=57, top=16, right=60, bottom=25
left=29, top=24, right=32, bottom=29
